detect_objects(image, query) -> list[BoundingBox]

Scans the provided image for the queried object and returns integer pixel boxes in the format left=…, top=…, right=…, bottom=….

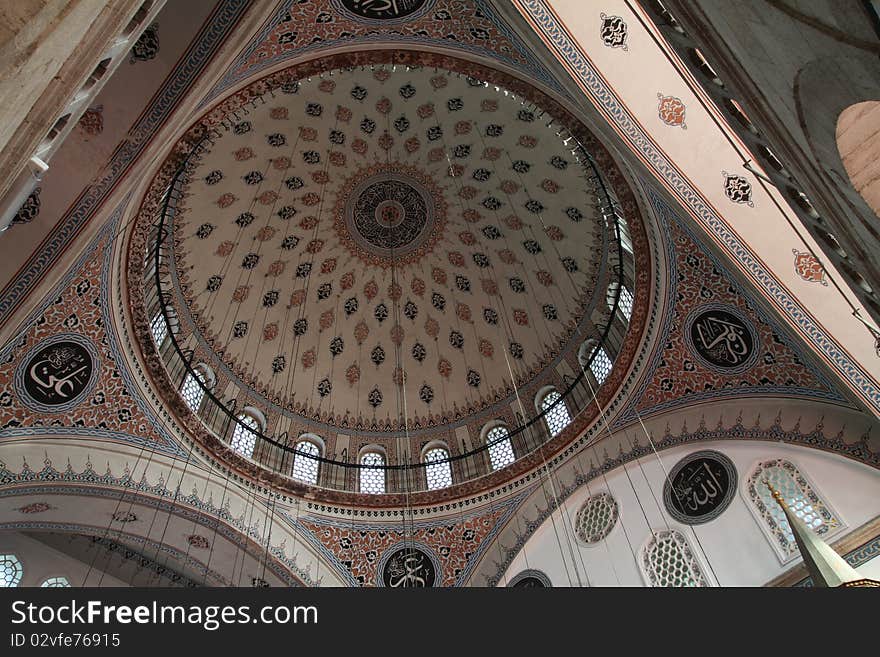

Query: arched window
left=590, top=347, right=613, bottom=384
left=360, top=451, right=386, bottom=494
left=150, top=311, right=168, bottom=347
left=485, top=424, right=515, bottom=471
left=540, top=389, right=571, bottom=437
left=292, top=438, right=321, bottom=485
left=424, top=446, right=453, bottom=490
left=745, top=459, right=841, bottom=560
left=607, top=282, right=633, bottom=321
left=230, top=412, right=260, bottom=458
left=180, top=367, right=208, bottom=412
left=617, top=216, right=633, bottom=254
left=617, top=286, right=633, bottom=320
left=640, top=530, right=708, bottom=587
left=41, top=576, right=70, bottom=587
left=0, top=554, right=22, bottom=587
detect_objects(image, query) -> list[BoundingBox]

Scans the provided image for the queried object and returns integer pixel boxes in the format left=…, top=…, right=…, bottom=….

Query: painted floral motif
left=15, top=502, right=56, bottom=514
left=600, top=13, right=628, bottom=50
left=289, top=289, right=306, bottom=307
left=186, top=534, right=210, bottom=549
left=131, top=23, right=160, bottom=62
left=301, top=349, right=316, bottom=369
left=722, top=172, right=754, bottom=206
left=346, top=363, right=360, bottom=386
left=78, top=105, right=103, bottom=135
left=658, top=94, right=687, bottom=129
left=354, top=320, right=369, bottom=344
left=232, top=285, right=250, bottom=303
left=217, top=193, right=236, bottom=208
left=258, top=190, right=279, bottom=205
left=792, top=249, right=828, bottom=285
left=263, top=323, right=278, bottom=341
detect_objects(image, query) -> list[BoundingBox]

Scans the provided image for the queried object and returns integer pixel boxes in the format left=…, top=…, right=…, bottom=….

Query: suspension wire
left=629, top=401, right=723, bottom=586
left=382, top=61, right=418, bottom=581
left=580, top=361, right=655, bottom=562
left=570, top=438, right=621, bottom=585
left=86, top=157, right=211, bottom=587
left=431, top=76, right=583, bottom=586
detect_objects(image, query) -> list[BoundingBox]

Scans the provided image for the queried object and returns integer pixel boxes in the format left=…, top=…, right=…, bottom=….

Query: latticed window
left=486, top=425, right=515, bottom=471
left=618, top=217, right=633, bottom=254
left=617, top=287, right=633, bottom=321
left=746, top=459, right=840, bottom=559
left=641, top=530, right=708, bottom=587
left=180, top=368, right=207, bottom=412
left=41, top=576, right=70, bottom=587
left=0, top=555, right=22, bottom=587
left=292, top=439, right=320, bottom=485
left=541, top=390, right=571, bottom=437
left=150, top=311, right=168, bottom=347
left=590, top=347, right=613, bottom=384
left=606, top=282, right=633, bottom=321
left=231, top=413, right=259, bottom=458
left=360, top=451, right=386, bottom=494
left=575, top=492, right=619, bottom=543
left=424, top=447, right=453, bottom=490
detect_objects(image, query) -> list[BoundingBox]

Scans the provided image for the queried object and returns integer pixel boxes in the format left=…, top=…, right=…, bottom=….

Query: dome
left=130, top=51, right=644, bottom=501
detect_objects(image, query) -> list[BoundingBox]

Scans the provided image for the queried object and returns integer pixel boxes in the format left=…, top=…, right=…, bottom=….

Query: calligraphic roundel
left=663, top=450, right=737, bottom=525
left=15, top=334, right=99, bottom=413
left=338, top=0, right=429, bottom=22
left=379, top=545, right=438, bottom=587
left=686, top=304, right=757, bottom=373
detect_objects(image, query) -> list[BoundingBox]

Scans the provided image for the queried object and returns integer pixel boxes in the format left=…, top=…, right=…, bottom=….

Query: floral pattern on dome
left=168, top=60, right=612, bottom=434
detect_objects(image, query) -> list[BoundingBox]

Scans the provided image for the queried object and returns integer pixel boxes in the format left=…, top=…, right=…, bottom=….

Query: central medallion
left=335, top=164, right=447, bottom=268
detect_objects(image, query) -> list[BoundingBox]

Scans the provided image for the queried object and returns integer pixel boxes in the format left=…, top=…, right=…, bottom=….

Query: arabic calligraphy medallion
left=336, top=0, right=431, bottom=23
left=686, top=305, right=758, bottom=373
left=663, top=451, right=737, bottom=525
left=15, top=334, right=99, bottom=412
left=379, top=545, right=439, bottom=587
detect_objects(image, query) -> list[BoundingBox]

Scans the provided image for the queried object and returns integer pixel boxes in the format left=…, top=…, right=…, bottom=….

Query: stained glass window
left=0, top=555, right=22, bottom=587
left=180, top=368, right=207, bottom=412
left=746, top=459, right=840, bottom=559
left=641, top=530, right=708, bottom=587
left=292, top=439, right=321, bottom=485
left=360, top=451, right=386, bottom=494
left=41, top=576, right=70, bottom=587
left=424, top=447, right=453, bottom=490
left=486, top=425, right=515, bottom=471
left=541, top=390, right=571, bottom=437
left=231, top=413, right=259, bottom=458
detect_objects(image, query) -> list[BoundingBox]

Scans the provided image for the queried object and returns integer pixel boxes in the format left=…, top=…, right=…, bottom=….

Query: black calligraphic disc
left=22, top=340, right=94, bottom=407
left=688, top=308, right=754, bottom=369
left=340, top=0, right=427, bottom=20
left=663, top=451, right=737, bottom=525
left=512, top=577, right=546, bottom=588
left=381, top=546, right=437, bottom=587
